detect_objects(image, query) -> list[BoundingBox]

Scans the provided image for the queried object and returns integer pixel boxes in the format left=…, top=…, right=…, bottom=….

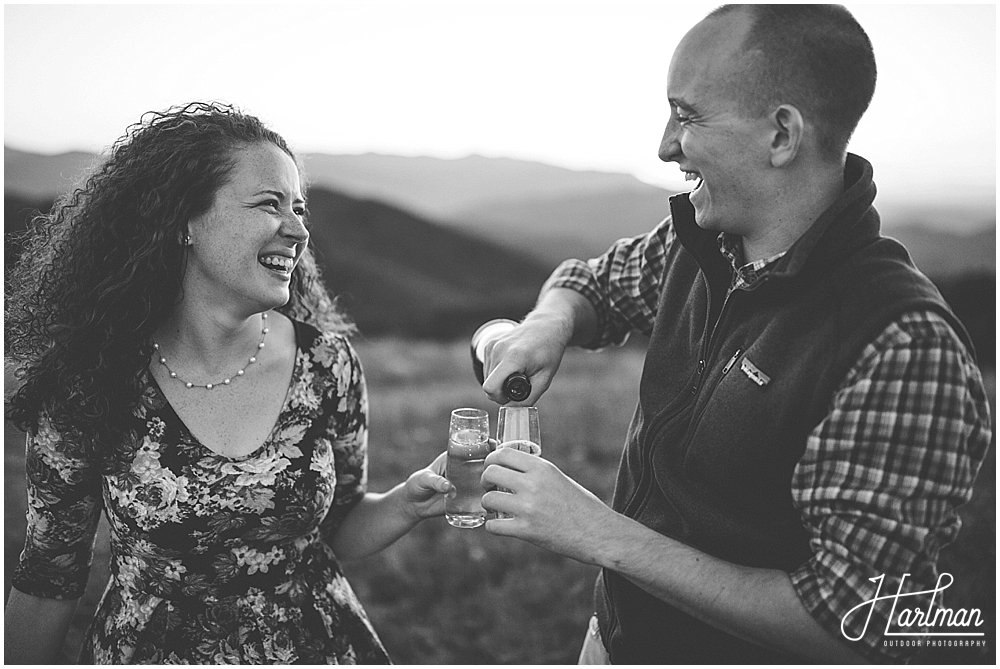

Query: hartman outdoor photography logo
left=842, top=573, right=987, bottom=651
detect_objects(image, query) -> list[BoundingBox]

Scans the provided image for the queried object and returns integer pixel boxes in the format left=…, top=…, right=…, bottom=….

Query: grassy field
left=4, top=338, right=995, bottom=663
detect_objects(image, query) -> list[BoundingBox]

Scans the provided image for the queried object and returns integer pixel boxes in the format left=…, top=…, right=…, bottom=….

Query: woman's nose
left=281, top=211, right=309, bottom=243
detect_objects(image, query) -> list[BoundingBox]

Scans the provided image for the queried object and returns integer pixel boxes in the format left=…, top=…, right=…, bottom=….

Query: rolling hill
left=302, top=188, right=553, bottom=338
left=297, top=152, right=658, bottom=221
left=449, top=186, right=675, bottom=266
left=4, top=147, right=98, bottom=200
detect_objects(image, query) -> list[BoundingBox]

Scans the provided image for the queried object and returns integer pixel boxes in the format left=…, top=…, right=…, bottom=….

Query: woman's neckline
left=145, top=318, right=303, bottom=461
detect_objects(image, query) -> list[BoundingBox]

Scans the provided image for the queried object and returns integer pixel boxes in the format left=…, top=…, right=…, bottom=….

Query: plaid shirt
left=545, top=218, right=992, bottom=661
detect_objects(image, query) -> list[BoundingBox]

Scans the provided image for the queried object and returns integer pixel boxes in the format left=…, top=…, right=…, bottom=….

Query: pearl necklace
left=153, top=313, right=269, bottom=390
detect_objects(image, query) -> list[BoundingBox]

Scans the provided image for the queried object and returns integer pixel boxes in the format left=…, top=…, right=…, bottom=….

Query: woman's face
left=182, top=142, right=308, bottom=317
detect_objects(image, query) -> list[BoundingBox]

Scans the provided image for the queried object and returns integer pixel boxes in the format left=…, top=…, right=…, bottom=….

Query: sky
left=3, top=2, right=996, bottom=207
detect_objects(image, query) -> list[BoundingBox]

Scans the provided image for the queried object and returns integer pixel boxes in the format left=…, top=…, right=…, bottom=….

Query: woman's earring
left=181, top=233, right=193, bottom=247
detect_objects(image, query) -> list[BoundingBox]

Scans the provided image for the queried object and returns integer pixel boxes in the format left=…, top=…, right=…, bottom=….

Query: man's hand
left=482, top=287, right=597, bottom=405
left=480, top=447, right=617, bottom=564
left=481, top=317, right=570, bottom=405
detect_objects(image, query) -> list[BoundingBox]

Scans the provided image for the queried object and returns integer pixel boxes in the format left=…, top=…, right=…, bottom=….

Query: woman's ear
left=769, top=104, right=804, bottom=168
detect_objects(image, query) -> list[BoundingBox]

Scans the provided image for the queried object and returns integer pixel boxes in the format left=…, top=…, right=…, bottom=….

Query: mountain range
left=4, top=147, right=995, bottom=351
left=6, top=147, right=994, bottom=277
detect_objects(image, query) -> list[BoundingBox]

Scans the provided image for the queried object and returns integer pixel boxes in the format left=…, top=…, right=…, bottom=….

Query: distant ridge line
left=5, top=146, right=993, bottom=278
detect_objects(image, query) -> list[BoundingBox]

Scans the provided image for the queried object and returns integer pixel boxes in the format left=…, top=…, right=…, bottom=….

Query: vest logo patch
left=740, top=358, right=771, bottom=387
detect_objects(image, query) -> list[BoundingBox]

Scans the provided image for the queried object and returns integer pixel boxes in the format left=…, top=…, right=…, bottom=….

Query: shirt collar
left=718, top=232, right=787, bottom=290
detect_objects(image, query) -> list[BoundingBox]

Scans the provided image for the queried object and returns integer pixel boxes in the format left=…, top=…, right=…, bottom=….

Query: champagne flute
left=495, top=406, right=541, bottom=519
left=445, top=408, right=492, bottom=528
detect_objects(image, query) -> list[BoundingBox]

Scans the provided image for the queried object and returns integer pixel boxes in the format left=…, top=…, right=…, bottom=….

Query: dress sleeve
left=790, top=310, right=992, bottom=662
left=11, top=412, right=104, bottom=600
left=317, top=334, right=370, bottom=537
left=541, top=217, right=674, bottom=349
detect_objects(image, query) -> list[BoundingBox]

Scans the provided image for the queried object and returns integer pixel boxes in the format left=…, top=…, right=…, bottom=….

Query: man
left=477, top=5, right=992, bottom=664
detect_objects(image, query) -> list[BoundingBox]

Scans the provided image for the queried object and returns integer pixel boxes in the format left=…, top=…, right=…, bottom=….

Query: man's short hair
left=710, top=4, right=877, bottom=159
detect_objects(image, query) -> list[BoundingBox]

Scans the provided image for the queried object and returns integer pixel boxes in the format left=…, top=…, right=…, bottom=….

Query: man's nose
left=658, top=122, right=681, bottom=163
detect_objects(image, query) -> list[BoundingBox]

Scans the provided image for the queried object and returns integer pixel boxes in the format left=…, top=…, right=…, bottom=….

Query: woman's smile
left=258, top=252, right=296, bottom=278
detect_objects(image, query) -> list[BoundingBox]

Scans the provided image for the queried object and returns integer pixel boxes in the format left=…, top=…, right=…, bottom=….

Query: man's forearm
left=526, top=286, right=599, bottom=349
left=591, top=514, right=867, bottom=663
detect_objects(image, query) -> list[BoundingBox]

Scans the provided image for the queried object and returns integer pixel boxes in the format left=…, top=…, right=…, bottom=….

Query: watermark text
left=841, top=573, right=984, bottom=641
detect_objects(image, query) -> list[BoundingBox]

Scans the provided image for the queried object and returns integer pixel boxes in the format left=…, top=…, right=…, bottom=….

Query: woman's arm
left=316, top=334, right=456, bottom=560
left=4, top=588, right=79, bottom=664
left=7, top=411, right=103, bottom=664
left=330, top=452, right=452, bottom=561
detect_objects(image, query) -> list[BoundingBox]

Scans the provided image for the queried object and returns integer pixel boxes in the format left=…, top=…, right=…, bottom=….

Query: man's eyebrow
left=668, top=97, right=696, bottom=113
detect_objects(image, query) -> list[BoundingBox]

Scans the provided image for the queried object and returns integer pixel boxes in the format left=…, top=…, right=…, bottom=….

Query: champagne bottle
left=470, top=319, right=531, bottom=402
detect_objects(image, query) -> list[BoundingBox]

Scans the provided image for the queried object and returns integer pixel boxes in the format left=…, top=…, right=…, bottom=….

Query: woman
left=4, top=102, right=453, bottom=663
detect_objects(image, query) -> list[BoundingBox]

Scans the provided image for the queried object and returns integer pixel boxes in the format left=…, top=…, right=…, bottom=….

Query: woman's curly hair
left=5, top=101, right=352, bottom=472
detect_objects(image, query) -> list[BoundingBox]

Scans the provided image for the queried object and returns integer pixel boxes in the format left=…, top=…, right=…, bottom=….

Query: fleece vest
left=594, top=154, right=971, bottom=664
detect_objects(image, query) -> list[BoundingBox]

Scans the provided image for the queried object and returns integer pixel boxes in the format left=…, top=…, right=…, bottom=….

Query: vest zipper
left=693, top=286, right=739, bottom=393
left=681, top=274, right=775, bottom=450
left=624, top=281, right=740, bottom=520
left=681, top=289, right=760, bottom=460
left=722, top=348, right=743, bottom=375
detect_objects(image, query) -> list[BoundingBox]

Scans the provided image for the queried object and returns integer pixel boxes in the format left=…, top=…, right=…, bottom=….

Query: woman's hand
left=399, top=451, right=454, bottom=523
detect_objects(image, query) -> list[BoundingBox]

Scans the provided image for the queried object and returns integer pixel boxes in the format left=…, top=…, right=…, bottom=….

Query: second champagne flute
left=495, top=406, right=541, bottom=519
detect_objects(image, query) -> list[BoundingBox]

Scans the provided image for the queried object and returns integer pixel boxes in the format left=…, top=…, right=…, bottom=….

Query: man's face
left=659, top=11, right=773, bottom=236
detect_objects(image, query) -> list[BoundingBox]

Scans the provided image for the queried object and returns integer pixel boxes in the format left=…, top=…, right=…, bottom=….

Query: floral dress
left=11, top=321, right=391, bottom=664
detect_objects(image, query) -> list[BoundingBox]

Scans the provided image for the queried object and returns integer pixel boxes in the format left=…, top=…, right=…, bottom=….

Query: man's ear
left=769, top=104, right=804, bottom=168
